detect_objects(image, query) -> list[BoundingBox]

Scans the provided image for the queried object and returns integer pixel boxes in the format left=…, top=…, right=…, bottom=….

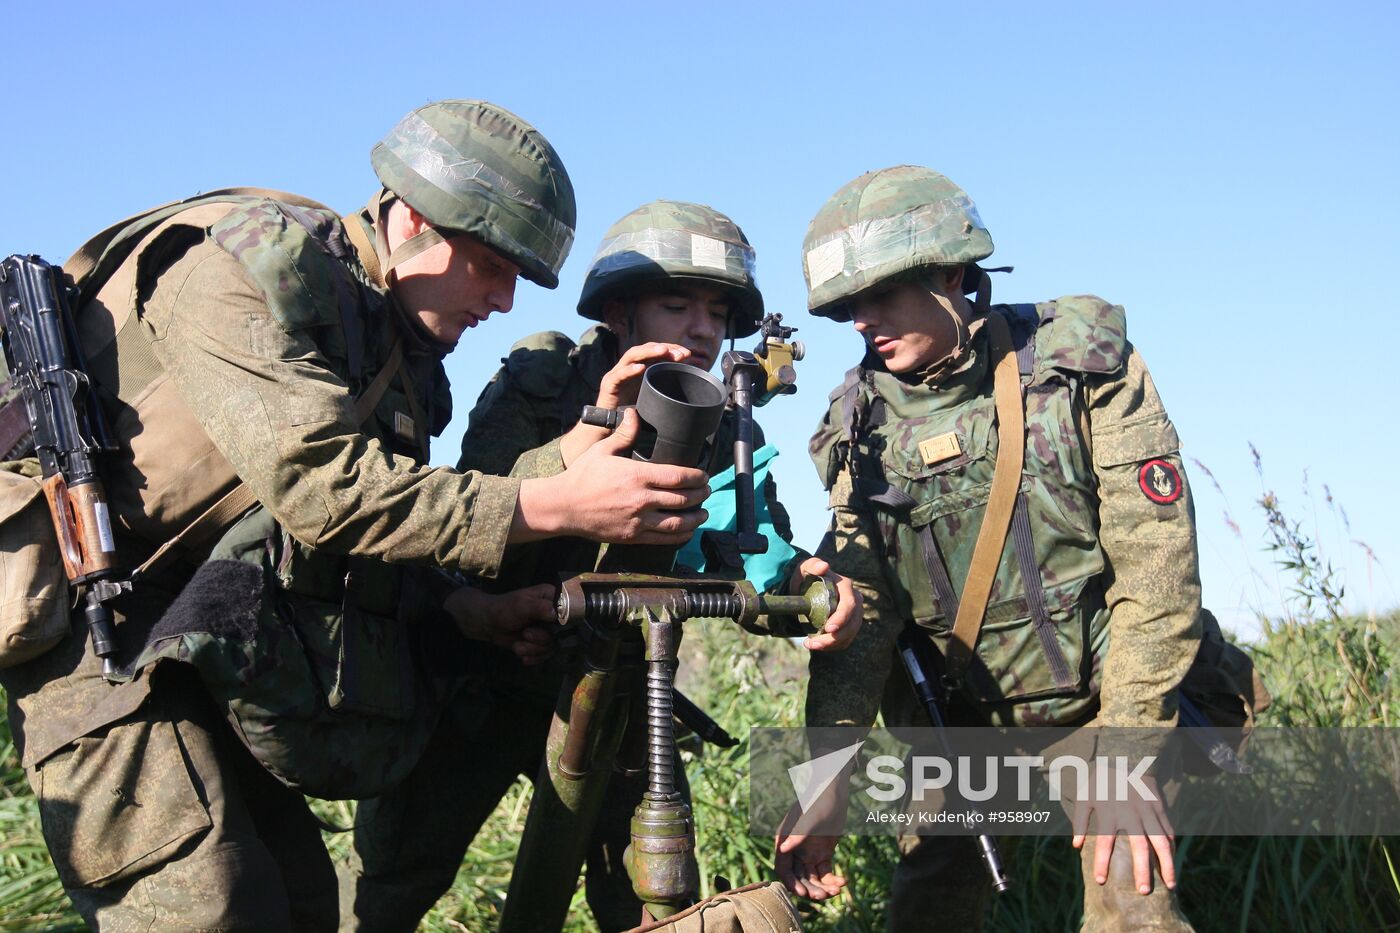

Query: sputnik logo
left=788, top=741, right=864, bottom=813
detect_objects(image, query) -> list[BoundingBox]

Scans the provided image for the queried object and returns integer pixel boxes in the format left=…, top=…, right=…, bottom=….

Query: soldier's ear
left=601, top=298, right=631, bottom=340
left=389, top=200, right=433, bottom=242
left=918, top=267, right=965, bottom=300
left=944, top=265, right=965, bottom=294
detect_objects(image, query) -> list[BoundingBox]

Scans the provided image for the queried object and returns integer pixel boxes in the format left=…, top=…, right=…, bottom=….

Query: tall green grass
left=2, top=610, right=1397, bottom=932
left=2, top=453, right=1398, bottom=930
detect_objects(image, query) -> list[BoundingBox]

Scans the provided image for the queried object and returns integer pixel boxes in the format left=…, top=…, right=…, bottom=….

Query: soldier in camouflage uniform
left=342, top=200, right=861, bottom=932
left=0, top=101, right=715, bottom=932
left=774, top=166, right=1201, bottom=931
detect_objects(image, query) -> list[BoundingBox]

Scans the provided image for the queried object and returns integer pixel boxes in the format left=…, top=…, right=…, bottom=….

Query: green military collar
left=571, top=325, right=621, bottom=397
left=867, top=321, right=993, bottom=419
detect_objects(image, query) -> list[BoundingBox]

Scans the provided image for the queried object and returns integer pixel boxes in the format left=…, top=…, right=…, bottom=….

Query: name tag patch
left=393, top=411, right=417, bottom=442
left=918, top=432, right=962, bottom=466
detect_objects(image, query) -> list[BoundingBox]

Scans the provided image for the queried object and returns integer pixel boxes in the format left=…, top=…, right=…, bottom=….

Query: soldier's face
left=391, top=229, right=521, bottom=348
left=605, top=284, right=731, bottom=372
left=849, top=278, right=961, bottom=374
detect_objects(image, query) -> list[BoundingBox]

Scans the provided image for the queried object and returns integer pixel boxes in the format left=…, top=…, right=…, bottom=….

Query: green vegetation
left=2, top=462, right=1397, bottom=930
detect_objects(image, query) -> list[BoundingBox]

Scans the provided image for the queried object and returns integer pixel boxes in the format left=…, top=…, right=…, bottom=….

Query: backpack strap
left=1008, top=302, right=1041, bottom=380
left=1010, top=492, right=1075, bottom=689
left=131, top=484, right=260, bottom=579
left=66, top=187, right=338, bottom=293
left=341, top=209, right=385, bottom=288
left=836, top=365, right=864, bottom=446
left=1002, top=302, right=1075, bottom=689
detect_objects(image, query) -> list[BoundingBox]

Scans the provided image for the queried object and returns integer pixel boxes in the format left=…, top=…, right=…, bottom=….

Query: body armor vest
left=813, top=298, right=1130, bottom=725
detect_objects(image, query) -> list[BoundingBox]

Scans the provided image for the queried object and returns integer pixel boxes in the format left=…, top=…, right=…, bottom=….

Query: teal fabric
left=677, top=444, right=797, bottom=593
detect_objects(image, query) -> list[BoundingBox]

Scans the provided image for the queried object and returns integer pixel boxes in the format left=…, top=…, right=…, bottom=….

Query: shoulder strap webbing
left=1004, top=302, right=1074, bottom=689
left=836, top=366, right=864, bottom=445
left=354, top=336, right=404, bottom=424
left=395, top=359, right=429, bottom=460
left=66, top=187, right=337, bottom=293
left=340, top=210, right=385, bottom=288
left=1010, top=303, right=1039, bottom=379
left=1010, top=493, right=1074, bottom=688
left=944, top=310, right=1024, bottom=686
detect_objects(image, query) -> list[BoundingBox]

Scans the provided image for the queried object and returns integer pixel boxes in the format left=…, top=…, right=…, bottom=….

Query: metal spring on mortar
left=580, top=591, right=744, bottom=620
left=645, top=659, right=679, bottom=800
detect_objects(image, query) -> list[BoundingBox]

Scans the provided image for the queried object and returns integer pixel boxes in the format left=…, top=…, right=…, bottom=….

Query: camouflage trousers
left=339, top=671, right=689, bottom=933
left=879, top=674, right=1194, bottom=932
left=23, top=663, right=338, bottom=932
left=889, top=833, right=1192, bottom=932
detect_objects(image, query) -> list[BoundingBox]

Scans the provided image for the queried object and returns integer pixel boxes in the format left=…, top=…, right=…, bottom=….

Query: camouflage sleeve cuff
left=509, top=437, right=566, bottom=479
left=458, top=473, right=521, bottom=579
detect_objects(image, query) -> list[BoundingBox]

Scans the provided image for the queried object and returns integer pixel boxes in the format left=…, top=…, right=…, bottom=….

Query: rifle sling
left=943, top=310, right=1023, bottom=687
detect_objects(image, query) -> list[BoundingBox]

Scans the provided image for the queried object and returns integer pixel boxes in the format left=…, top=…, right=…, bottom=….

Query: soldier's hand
left=788, top=557, right=863, bottom=651
left=558, top=342, right=691, bottom=466
left=597, top=341, right=692, bottom=409
left=515, top=409, right=709, bottom=545
left=1070, top=771, right=1176, bottom=895
left=444, top=584, right=558, bottom=664
left=775, top=800, right=847, bottom=901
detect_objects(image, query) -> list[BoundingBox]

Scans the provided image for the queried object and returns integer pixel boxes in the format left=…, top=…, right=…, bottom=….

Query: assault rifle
left=0, top=255, right=126, bottom=679
left=896, top=622, right=1011, bottom=893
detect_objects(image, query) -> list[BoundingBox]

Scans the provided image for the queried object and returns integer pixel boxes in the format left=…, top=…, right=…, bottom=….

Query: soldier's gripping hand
left=515, top=408, right=709, bottom=545
left=597, top=341, right=693, bottom=409
left=774, top=799, right=848, bottom=901
left=559, top=342, right=692, bottom=466
left=787, top=557, right=863, bottom=652
left=1070, top=770, right=1177, bottom=895
left=444, top=583, right=557, bottom=664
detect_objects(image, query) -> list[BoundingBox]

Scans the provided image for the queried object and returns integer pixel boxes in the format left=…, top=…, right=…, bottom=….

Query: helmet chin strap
left=369, top=189, right=459, bottom=356
left=371, top=188, right=453, bottom=280
left=386, top=227, right=449, bottom=274
left=917, top=267, right=991, bottom=381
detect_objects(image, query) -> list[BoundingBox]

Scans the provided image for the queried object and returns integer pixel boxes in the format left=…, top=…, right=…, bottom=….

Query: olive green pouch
left=0, top=459, right=70, bottom=668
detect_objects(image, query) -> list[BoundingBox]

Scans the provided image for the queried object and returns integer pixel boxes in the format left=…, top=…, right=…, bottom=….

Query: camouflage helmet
left=801, top=165, right=993, bottom=320
left=371, top=99, right=576, bottom=289
left=577, top=200, right=765, bottom=338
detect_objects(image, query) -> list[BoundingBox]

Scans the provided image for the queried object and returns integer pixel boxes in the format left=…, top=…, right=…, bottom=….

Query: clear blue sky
left=5, top=1, right=1396, bottom=633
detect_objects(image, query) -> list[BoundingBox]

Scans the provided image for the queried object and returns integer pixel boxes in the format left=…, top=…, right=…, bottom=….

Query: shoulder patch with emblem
left=1138, top=458, right=1182, bottom=504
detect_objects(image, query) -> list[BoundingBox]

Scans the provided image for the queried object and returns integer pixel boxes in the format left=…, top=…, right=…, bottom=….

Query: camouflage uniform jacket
left=458, top=325, right=807, bottom=616
left=3, top=196, right=520, bottom=770
left=807, top=297, right=1202, bottom=729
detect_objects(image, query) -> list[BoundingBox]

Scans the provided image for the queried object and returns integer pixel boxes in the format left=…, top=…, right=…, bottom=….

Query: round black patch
left=1138, top=459, right=1182, bottom=504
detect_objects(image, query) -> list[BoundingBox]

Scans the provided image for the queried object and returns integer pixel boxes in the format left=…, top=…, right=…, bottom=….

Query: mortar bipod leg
left=500, top=618, right=631, bottom=932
